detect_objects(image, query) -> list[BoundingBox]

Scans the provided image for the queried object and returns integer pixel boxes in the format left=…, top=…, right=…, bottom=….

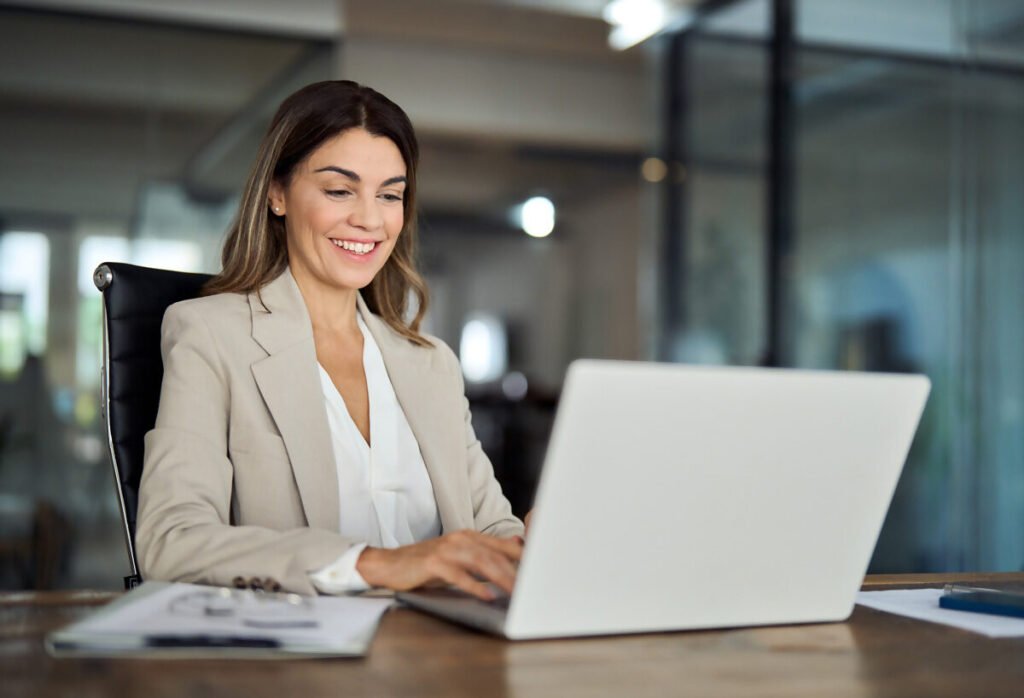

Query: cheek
left=287, top=188, right=340, bottom=236
left=386, top=208, right=405, bottom=237
left=305, top=200, right=345, bottom=234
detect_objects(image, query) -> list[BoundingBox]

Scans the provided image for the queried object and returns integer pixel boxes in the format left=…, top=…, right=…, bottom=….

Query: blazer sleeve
left=135, top=301, right=354, bottom=595
left=439, top=342, right=525, bottom=539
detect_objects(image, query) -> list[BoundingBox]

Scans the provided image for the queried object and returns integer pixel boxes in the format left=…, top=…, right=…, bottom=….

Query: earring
left=273, top=206, right=282, bottom=213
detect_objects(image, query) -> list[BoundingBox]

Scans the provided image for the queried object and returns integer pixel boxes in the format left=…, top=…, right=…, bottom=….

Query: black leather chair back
left=94, top=262, right=212, bottom=587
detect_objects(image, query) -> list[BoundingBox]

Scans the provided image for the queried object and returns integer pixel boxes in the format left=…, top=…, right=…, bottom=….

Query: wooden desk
left=4, top=574, right=1024, bottom=698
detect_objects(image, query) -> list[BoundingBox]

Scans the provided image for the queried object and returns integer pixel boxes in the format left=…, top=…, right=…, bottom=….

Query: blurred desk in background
left=4, top=573, right=1024, bottom=698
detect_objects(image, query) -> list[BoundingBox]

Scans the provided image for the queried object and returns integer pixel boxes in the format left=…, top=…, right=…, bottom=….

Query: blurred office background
left=0, top=0, right=1020, bottom=589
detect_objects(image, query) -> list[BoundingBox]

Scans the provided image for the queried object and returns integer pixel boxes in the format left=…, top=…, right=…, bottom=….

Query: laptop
left=398, top=360, right=930, bottom=640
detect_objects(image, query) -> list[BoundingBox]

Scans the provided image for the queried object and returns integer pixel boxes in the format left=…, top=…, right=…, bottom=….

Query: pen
left=942, top=584, right=1003, bottom=595
left=145, top=635, right=281, bottom=648
left=939, top=584, right=1024, bottom=619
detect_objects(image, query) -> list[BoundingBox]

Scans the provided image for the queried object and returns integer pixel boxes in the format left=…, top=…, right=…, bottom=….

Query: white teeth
left=332, top=239, right=376, bottom=255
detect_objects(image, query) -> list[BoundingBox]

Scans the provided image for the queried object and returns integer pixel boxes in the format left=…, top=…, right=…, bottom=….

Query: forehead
left=304, top=128, right=406, bottom=177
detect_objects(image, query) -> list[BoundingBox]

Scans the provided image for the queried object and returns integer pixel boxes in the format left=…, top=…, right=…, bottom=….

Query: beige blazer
left=136, top=268, right=523, bottom=595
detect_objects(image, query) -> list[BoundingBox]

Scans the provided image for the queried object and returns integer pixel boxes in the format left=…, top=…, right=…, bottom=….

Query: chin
left=330, top=268, right=381, bottom=291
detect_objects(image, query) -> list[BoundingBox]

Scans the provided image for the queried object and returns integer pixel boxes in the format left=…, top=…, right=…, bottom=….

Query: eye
left=380, top=193, right=404, bottom=203
left=325, top=189, right=352, bottom=198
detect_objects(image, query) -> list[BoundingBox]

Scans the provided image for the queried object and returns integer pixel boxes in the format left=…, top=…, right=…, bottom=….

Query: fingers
left=426, top=531, right=519, bottom=596
left=464, top=548, right=518, bottom=595
left=462, top=530, right=523, bottom=562
left=434, top=562, right=497, bottom=601
left=442, top=532, right=518, bottom=595
left=361, top=531, right=524, bottom=598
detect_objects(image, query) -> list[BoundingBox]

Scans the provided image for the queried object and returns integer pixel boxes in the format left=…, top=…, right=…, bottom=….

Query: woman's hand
left=355, top=530, right=523, bottom=601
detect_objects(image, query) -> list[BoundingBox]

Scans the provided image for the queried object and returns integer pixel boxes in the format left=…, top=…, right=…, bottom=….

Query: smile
left=330, top=239, right=378, bottom=255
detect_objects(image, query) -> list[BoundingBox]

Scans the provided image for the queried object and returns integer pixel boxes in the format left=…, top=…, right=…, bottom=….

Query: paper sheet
left=856, top=589, right=1024, bottom=638
left=48, top=582, right=394, bottom=657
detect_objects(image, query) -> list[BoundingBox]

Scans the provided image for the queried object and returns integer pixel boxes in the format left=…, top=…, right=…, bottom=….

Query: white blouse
left=310, top=312, right=441, bottom=594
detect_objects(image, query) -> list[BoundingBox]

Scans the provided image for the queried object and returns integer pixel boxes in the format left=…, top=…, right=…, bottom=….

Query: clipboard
left=46, top=581, right=393, bottom=659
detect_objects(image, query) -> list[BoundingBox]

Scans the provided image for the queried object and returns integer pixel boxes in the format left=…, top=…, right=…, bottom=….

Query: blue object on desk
left=939, top=585, right=1024, bottom=619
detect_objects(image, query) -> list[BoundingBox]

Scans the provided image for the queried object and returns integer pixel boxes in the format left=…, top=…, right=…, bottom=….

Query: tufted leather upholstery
left=95, top=262, right=212, bottom=586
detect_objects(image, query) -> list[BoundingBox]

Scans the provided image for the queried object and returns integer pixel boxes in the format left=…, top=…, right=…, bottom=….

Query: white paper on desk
left=856, top=589, right=1024, bottom=638
left=47, top=581, right=393, bottom=658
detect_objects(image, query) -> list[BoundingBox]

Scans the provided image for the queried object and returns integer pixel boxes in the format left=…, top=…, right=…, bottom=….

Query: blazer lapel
left=248, top=270, right=339, bottom=532
left=358, top=295, right=472, bottom=533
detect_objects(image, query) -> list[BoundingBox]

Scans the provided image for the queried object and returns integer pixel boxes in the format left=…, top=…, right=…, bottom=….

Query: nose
left=349, top=193, right=383, bottom=231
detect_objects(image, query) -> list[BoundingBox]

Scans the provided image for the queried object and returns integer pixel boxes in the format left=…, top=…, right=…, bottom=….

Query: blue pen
left=939, top=584, right=1024, bottom=619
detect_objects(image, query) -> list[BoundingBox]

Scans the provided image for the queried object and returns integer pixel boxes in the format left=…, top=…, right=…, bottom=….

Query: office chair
left=94, top=262, right=212, bottom=589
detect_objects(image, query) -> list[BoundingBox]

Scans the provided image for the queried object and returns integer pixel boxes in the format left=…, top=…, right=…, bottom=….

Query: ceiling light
left=519, top=196, right=555, bottom=238
left=641, top=157, right=668, bottom=182
left=603, top=0, right=692, bottom=50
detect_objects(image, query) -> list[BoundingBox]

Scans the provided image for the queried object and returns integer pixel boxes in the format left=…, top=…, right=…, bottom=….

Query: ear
left=267, top=181, right=286, bottom=216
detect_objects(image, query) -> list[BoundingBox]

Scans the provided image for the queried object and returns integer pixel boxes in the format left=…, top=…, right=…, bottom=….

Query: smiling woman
left=134, top=81, right=525, bottom=600
left=269, top=129, right=408, bottom=299
left=204, top=81, right=428, bottom=348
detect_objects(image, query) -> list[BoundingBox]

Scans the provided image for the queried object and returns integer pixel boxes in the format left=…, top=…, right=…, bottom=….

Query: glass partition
left=660, top=0, right=1024, bottom=572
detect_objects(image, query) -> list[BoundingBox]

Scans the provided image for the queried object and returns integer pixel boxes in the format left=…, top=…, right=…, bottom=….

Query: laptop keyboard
left=487, top=594, right=511, bottom=610
left=411, top=586, right=511, bottom=609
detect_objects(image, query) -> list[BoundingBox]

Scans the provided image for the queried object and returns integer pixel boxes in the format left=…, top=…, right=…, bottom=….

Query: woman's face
left=269, top=127, right=407, bottom=295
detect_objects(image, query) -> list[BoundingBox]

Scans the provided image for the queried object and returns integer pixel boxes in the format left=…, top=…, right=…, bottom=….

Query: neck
left=289, top=265, right=361, bottom=335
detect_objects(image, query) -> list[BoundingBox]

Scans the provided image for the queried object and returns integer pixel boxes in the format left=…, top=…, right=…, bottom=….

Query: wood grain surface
left=4, top=573, right=1024, bottom=698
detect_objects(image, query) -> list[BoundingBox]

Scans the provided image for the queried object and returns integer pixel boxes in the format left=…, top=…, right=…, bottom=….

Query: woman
left=135, top=81, right=524, bottom=599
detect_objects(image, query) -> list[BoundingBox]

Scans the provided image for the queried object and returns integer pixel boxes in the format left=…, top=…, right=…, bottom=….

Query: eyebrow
left=313, top=166, right=406, bottom=187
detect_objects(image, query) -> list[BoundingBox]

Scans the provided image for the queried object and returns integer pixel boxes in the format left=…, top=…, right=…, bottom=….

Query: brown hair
left=204, top=80, right=431, bottom=346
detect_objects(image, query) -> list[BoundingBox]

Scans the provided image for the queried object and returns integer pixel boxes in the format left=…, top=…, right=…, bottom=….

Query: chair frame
left=93, top=263, right=142, bottom=589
